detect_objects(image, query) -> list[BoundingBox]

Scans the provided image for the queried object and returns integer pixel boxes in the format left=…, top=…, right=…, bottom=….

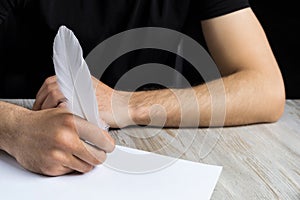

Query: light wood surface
left=1, top=99, right=300, bottom=200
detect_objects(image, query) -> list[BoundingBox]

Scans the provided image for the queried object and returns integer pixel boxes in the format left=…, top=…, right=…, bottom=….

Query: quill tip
left=57, top=25, right=75, bottom=38
left=58, top=25, right=68, bottom=32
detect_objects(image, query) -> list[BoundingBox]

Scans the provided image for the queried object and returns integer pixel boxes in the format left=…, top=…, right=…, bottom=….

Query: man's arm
left=105, top=8, right=285, bottom=127
left=201, top=7, right=285, bottom=125
left=0, top=100, right=114, bottom=176
left=35, top=8, right=285, bottom=128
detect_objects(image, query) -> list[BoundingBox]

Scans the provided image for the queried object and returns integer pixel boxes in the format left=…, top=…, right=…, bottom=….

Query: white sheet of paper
left=0, top=145, right=222, bottom=200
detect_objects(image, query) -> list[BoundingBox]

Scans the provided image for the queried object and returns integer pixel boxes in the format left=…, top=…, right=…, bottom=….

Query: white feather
left=53, top=26, right=109, bottom=131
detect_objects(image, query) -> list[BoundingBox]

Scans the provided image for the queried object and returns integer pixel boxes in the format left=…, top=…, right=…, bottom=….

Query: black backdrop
left=1, top=1, right=299, bottom=99
left=250, top=1, right=300, bottom=99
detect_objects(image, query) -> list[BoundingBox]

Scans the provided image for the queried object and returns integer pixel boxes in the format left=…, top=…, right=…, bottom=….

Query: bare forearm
left=0, top=101, right=29, bottom=153
left=129, top=70, right=285, bottom=127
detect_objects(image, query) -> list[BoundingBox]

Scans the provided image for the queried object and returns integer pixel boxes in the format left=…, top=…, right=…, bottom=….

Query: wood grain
left=110, top=100, right=300, bottom=200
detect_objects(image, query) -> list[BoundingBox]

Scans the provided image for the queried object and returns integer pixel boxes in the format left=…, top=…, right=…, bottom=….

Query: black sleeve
left=0, top=0, right=14, bottom=25
left=0, top=0, right=30, bottom=50
left=192, top=0, right=250, bottom=20
left=0, top=0, right=30, bottom=25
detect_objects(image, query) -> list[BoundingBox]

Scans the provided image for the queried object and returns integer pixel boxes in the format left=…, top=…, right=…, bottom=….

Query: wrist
left=128, top=89, right=181, bottom=127
left=116, top=90, right=149, bottom=127
left=128, top=100, right=149, bottom=126
left=127, top=91, right=159, bottom=126
left=0, top=102, right=31, bottom=155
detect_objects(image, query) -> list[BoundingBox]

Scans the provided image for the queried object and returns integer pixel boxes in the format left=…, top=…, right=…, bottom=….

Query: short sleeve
left=191, top=0, right=250, bottom=21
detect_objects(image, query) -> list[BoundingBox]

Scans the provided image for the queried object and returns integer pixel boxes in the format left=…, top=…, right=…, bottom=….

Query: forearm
left=129, top=70, right=285, bottom=127
left=0, top=101, right=29, bottom=153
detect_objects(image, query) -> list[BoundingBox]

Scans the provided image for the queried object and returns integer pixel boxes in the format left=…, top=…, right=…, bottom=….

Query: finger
left=41, top=90, right=66, bottom=110
left=39, top=165, right=74, bottom=177
left=33, top=76, right=57, bottom=110
left=58, top=101, right=68, bottom=108
left=33, top=77, right=58, bottom=110
left=75, top=117, right=115, bottom=153
left=71, top=139, right=106, bottom=166
left=37, top=76, right=57, bottom=97
left=82, top=141, right=107, bottom=164
left=64, top=155, right=94, bottom=174
left=52, top=166, right=74, bottom=176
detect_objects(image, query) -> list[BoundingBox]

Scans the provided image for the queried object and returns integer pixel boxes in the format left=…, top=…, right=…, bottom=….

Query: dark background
left=250, top=0, right=300, bottom=99
left=1, top=1, right=299, bottom=99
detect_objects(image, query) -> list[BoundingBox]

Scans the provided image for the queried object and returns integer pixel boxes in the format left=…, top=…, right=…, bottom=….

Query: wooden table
left=2, top=99, right=300, bottom=200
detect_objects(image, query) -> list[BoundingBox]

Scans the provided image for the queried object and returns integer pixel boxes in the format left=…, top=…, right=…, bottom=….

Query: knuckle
left=44, top=84, right=53, bottom=93
left=52, top=116, right=80, bottom=149
left=48, top=150, right=64, bottom=162
left=62, top=115, right=76, bottom=128
left=45, top=76, right=55, bottom=85
left=53, top=130, right=74, bottom=149
left=49, top=90, right=59, bottom=99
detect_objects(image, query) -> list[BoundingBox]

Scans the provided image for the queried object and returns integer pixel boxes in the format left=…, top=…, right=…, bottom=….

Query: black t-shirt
left=0, top=0, right=249, bottom=98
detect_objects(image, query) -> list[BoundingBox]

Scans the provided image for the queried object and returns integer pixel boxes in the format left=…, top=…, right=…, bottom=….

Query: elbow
left=263, top=79, right=286, bottom=123
left=266, top=91, right=285, bottom=123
